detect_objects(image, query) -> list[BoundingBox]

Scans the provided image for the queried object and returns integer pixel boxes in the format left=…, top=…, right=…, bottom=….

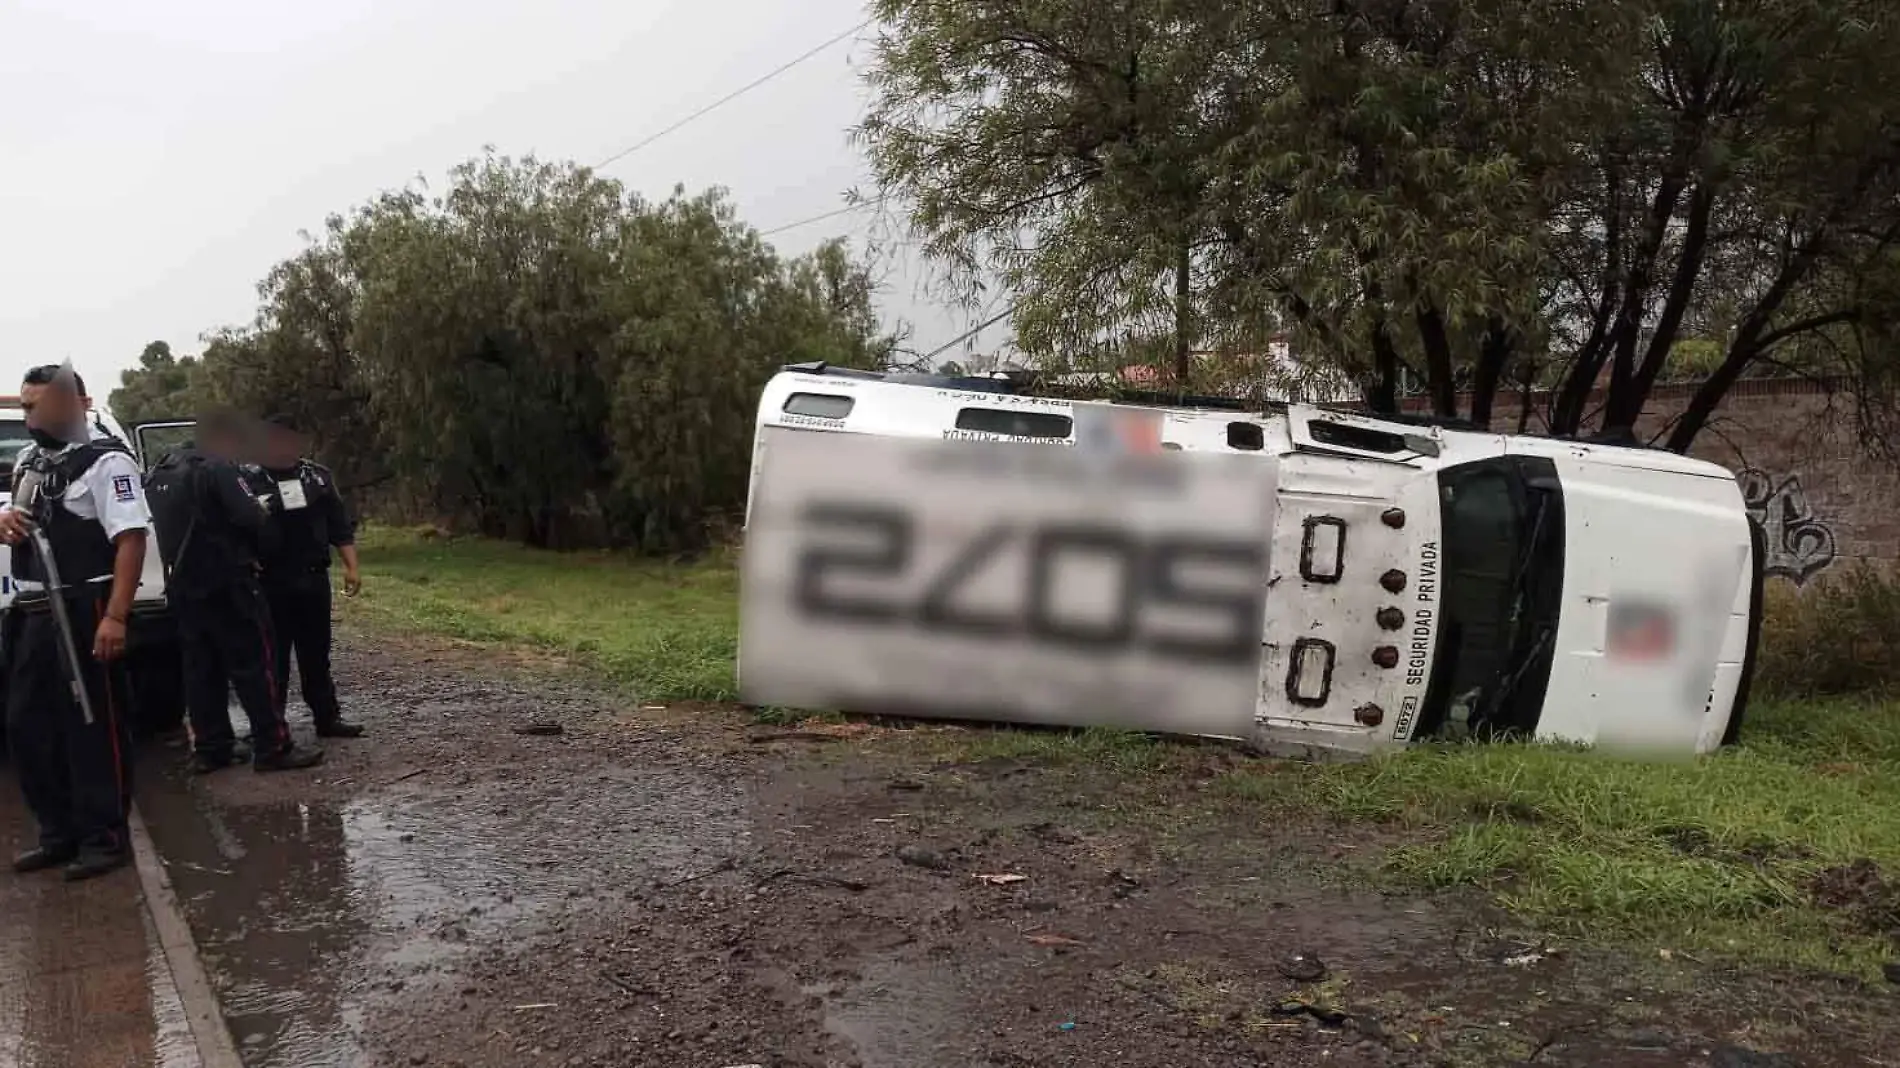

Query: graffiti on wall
left=1737, top=468, right=1838, bottom=585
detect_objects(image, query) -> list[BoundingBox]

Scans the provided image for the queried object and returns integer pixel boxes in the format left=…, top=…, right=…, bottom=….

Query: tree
left=857, top=0, right=1900, bottom=449
left=189, top=151, right=896, bottom=551
left=110, top=341, right=204, bottom=425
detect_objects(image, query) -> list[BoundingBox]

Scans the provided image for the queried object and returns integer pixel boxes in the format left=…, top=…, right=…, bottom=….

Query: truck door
left=132, top=421, right=196, bottom=471
left=1250, top=423, right=1508, bottom=756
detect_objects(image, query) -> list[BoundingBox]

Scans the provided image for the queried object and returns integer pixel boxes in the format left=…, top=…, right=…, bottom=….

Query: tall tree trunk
left=1666, top=235, right=1831, bottom=451
left=1469, top=317, right=1513, bottom=429
left=1366, top=318, right=1401, bottom=414
left=1172, top=239, right=1193, bottom=388
left=1607, top=185, right=1717, bottom=429
left=1414, top=303, right=1459, bottom=419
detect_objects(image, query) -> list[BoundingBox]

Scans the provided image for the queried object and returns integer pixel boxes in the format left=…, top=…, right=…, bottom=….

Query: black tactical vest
left=143, top=449, right=203, bottom=580
left=144, top=447, right=260, bottom=591
left=10, top=438, right=133, bottom=589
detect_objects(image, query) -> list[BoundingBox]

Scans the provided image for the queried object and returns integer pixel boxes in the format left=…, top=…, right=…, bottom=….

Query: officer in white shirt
left=0, top=365, right=150, bottom=882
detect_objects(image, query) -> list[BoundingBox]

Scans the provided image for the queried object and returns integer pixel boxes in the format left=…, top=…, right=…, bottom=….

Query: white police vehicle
left=738, top=363, right=1765, bottom=760
left=0, top=403, right=192, bottom=734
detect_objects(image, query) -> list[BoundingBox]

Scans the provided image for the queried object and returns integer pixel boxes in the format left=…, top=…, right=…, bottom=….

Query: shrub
left=1756, top=565, right=1900, bottom=697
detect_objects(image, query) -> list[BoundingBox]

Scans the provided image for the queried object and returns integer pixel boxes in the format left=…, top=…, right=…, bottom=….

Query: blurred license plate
left=1607, top=600, right=1676, bottom=661
left=739, top=427, right=1276, bottom=737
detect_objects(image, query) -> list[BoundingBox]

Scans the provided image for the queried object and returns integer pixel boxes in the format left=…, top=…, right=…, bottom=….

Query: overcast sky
left=0, top=0, right=1007, bottom=396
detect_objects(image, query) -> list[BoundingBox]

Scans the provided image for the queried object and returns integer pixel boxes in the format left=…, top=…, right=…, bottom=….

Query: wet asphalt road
left=0, top=768, right=197, bottom=1068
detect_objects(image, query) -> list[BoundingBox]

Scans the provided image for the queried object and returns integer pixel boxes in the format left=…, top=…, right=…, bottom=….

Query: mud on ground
left=133, top=633, right=1897, bottom=1068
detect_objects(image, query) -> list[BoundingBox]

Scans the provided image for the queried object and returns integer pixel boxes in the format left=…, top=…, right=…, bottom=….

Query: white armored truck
left=738, top=363, right=1765, bottom=760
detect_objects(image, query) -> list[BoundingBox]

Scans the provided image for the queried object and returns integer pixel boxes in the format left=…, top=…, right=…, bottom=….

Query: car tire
left=1722, top=516, right=1768, bottom=748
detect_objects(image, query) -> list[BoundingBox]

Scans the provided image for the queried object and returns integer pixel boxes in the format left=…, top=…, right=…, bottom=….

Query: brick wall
left=1404, top=379, right=1896, bottom=589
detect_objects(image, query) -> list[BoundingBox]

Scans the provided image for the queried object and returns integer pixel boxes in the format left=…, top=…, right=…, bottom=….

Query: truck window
left=954, top=407, right=1073, bottom=440
left=0, top=424, right=33, bottom=484
left=1418, top=456, right=1565, bottom=739
left=783, top=392, right=854, bottom=419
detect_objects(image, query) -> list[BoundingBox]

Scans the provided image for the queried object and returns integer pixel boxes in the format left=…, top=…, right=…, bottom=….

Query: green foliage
left=126, top=151, right=896, bottom=551
left=858, top=0, right=1900, bottom=440
left=109, top=341, right=203, bottom=426
left=1757, top=566, right=1900, bottom=697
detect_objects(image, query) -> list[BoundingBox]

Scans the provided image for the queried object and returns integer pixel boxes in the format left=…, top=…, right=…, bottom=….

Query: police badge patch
left=112, top=475, right=136, bottom=502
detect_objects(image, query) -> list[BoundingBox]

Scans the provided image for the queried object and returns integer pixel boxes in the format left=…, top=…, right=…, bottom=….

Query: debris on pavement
left=1277, top=951, right=1328, bottom=983
left=1271, top=999, right=1351, bottom=1029
left=974, top=872, right=1028, bottom=885
left=896, top=844, right=950, bottom=870
left=757, top=868, right=871, bottom=893
left=512, top=723, right=564, bottom=737
left=1025, top=933, right=1085, bottom=948
left=1711, top=1045, right=1798, bottom=1068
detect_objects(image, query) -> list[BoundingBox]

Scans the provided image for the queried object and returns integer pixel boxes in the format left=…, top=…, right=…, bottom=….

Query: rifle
left=27, top=525, right=96, bottom=727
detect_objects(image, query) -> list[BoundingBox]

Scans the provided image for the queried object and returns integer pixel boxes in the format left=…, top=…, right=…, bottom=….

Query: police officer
left=248, top=414, right=363, bottom=739
left=146, top=410, right=323, bottom=774
left=0, top=365, right=146, bottom=881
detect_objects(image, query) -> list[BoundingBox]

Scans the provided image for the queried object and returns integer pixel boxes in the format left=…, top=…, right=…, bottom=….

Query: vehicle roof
left=768, top=363, right=1740, bottom=481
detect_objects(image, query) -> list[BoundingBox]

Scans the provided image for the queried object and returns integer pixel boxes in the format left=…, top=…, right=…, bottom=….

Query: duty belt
left=9, top=582, right=109, bottom=613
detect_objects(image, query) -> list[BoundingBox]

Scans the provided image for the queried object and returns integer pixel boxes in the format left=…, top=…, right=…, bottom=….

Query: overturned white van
left=738, top=363, right=1766, bottom=759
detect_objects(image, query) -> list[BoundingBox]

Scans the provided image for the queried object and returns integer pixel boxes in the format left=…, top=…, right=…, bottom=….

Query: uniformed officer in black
left=147, top=410, right=324, bottom=774
left=248, top=413, right=363, bottom=739
left=0, top=365, right=147, bottom=881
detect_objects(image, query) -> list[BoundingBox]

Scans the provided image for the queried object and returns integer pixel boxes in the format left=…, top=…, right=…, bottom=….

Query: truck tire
left=1721, top=516, right=1768, bottom=748
left=128, top=642, right=186, bottom=739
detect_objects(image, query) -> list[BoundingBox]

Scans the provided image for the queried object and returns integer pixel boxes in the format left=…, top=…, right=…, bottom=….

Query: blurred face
left=264, top=427, right=305, bottom=468
left=20, top=380, right=84, bottom=442
left=200, top=430, right=238, bottom=461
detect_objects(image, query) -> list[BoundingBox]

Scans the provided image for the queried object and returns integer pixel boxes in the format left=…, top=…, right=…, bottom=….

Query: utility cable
left=593, top=18, right=875, bottom=171
left=924, top=305, right=1017, bottom=362
left=758, top=196, right=889, bottom=237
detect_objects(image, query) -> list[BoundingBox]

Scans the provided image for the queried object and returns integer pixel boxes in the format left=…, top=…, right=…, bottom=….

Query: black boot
left=191, top=750, right=241, bottom=775
left=315, top=720, right=364, bottom=739
left=253, top=743, right=325, bottom=773
left=12, top=845, right=77, bottom=874
left=63, top=848, right=129, bottom=882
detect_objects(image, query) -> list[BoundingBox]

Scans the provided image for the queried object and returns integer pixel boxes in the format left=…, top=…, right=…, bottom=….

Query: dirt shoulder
left=136, top=630, right=1894, bottom=1068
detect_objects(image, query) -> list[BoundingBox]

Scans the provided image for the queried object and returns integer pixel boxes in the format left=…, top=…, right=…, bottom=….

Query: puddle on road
left=812, top=956, right=972, bottom=1068
left=137, top=759, right=747, bottom=1068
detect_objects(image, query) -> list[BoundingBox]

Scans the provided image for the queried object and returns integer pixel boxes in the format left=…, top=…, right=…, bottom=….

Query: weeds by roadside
left=352, top=527, right=738, bottom=702
left=352, top=529, right=1900, bottom=977
left=1214, top=697, right=1900, bottom=976
left=1756, top=566, right=1900, bottom=698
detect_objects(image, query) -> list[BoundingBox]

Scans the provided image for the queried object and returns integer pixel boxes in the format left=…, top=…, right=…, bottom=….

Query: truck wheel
left=128, top=644, right=186, bottom=739
left=1722, top=517, right=1768, bottom=748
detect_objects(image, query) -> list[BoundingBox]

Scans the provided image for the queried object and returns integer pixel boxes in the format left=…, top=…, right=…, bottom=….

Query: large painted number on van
left=792, top=500, right=1265, bottom=664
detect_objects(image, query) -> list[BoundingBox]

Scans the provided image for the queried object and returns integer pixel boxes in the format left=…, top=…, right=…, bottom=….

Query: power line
left=592, top=18, right=875, bottom=172
left=758, top=196, right=889, bottom=237
left=925, top=305, right=1017, bottom=362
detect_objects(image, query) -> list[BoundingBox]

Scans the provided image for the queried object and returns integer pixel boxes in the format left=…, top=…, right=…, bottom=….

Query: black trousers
left=177, top=579, right=291, bottom=759
left=3, top=597, right=133, bottom=855
left=264, top=571, right=341, bottom=726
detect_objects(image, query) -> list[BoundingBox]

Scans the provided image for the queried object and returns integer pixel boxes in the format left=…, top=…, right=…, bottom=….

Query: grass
left=1214, top=697, right=1900, bottom=975
left=352, top=526, right=739, bottom=702
left=354, top=527, right=1900, bottom=978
